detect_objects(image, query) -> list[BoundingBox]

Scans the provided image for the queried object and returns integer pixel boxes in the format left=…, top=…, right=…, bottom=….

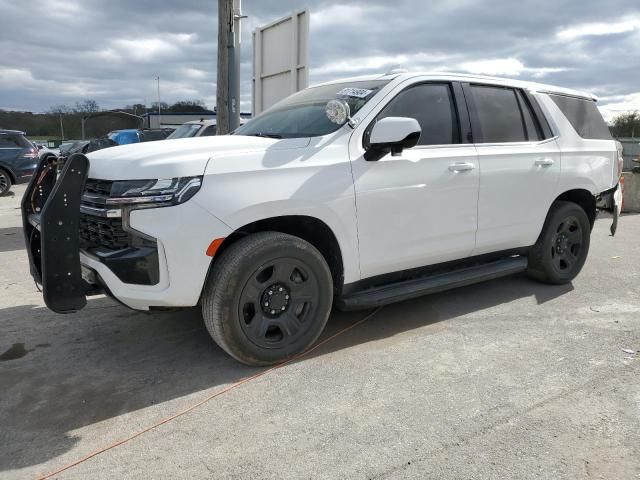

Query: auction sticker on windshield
left=336, top=87, right=373, bottom=99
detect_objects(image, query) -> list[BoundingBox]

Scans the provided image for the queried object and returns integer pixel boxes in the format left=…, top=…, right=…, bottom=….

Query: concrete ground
left=1, top=183, right=639, bottom=480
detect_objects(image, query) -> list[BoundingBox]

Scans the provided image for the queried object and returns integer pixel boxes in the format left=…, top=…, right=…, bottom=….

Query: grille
left=79, top=178, right=129, bottom=250
left=79, top=213, right=128, bottom=250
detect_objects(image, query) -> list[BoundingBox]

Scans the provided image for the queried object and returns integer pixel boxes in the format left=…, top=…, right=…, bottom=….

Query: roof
left=313, top=71, right=596, bottom=101
left=0, top=129, right=26, bottom=135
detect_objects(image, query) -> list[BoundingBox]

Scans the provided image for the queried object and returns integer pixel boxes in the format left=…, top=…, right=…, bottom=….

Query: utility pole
left=59, top=114, right=65, bottom=140
left=216, top=0, right=231, bottom=134
left=217, top=0, right=244, bottom=134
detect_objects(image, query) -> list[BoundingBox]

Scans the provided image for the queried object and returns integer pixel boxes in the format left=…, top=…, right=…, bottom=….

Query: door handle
left=535, top=158, right=555, bottom=167
left=448, top=162, right=475, bottom=172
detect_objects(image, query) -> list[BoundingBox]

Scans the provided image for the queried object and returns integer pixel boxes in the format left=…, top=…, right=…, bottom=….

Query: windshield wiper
left=250, top=133, right=283, bottom=139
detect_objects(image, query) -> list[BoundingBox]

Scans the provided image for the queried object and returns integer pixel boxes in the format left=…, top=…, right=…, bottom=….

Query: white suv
left=23, top=71, right=622, bottom=365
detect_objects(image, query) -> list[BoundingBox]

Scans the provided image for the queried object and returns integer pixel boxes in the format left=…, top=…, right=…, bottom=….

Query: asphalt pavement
left=1, top=183, right=639, bottom=479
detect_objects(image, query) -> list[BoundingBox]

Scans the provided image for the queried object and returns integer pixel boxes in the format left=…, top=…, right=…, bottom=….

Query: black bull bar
left=21, top=154, right=91, bottom=313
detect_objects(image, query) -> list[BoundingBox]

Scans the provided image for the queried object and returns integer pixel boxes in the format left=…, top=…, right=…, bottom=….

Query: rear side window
left=470, top=86, right=528, bottom=143
left=0, top=134, right=28, bottom=148
left=515, top=91, right=542, bottom=141
left=549, top=95, right=611, bottom=140
left=376, top=83, right=461, bottom=146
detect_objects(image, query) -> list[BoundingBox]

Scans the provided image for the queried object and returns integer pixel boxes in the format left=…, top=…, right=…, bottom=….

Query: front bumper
left=23, top=155, right=232, bottom=312
left=79, top=198, right=232, bottom=310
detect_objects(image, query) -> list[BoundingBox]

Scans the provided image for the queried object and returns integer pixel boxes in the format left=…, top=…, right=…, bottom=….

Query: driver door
left=349, top=82, right=479, bottom=279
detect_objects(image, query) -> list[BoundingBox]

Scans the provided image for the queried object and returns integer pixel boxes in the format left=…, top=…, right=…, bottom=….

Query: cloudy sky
left=1, top=0, right=639, bottom=121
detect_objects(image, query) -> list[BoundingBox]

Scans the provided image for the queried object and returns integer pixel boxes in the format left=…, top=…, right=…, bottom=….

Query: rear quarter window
left=550, top=95, right=611, bottom=140
left=0, top=134, right=29, bottom=148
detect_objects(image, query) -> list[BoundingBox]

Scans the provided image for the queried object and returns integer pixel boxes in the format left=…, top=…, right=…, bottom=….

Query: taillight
left=23, top=147, right=38, bottom=159
left=615, top=141, right=624, bottom=180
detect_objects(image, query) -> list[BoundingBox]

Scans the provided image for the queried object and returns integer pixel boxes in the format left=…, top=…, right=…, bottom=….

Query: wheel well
left=0, top=165, right=16, bottom=183
left=214, top=215, right=344, bottom=292
left=554, top=189, right=597, bottom=228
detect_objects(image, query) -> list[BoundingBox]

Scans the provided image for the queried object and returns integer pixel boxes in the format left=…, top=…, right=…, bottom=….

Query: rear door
left=463, top=84, right=560, bottom=255
left=0, top=133, right=23, bottom=164
left=0, top=133, right=33, bottom=176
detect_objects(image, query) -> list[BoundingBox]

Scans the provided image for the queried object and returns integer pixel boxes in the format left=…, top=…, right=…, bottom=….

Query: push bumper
left=22, top=154, right=93, bottom=313
left=22, top=154, right=233, bottom=312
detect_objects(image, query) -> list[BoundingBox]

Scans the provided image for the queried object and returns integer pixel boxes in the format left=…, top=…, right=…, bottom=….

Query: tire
left=201, top=232, right=333, bottom=366
left=527, top=201, right=591, bottom=284
left=0, top=168, right=12, bottom=196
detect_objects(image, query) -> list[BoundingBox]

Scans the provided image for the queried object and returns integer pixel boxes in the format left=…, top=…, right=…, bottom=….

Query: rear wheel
left=202, top=232, right=333, bottom=366
left=0, top=169, right=12, bottom=196
left=527, top=201, right=591, bottom=284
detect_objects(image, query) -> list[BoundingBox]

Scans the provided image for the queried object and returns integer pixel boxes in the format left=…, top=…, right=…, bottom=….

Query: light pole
left=155, top=76, right=161, bottom=128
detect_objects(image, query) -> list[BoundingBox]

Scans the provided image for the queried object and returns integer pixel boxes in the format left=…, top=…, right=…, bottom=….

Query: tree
left=48, top=104, right=73, bottom=114
left=610, top=111, right=640, bottom=138
left=151, top=101, right=169, bottom=112
left=167, top=99, right=208, bottom=112
left=74, top=99, right=100, bottom=113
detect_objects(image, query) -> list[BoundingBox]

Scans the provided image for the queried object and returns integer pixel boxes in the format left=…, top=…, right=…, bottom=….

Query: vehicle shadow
left=0, top=227, right=24, bottom=253
left=0, top=274, right=572, bottom=472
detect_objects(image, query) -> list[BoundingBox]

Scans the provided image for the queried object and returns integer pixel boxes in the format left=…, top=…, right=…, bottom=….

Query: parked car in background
left=63, top=138, right=118, bottom=156
left=36, top=143, right=60, bottom=164
left=107, top=128, right=174, bottom=145
left=0, top=129, right=39, bottom=195
left=166, top=117, right=250, bottom=140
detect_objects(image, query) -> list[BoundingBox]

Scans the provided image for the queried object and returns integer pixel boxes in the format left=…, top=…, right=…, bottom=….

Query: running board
left=337, top=256, right=528, bottom=310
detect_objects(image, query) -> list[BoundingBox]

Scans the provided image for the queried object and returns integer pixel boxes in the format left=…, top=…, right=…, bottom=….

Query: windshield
left=235, top=80, right=390, bottom=139
left=167, top=123, right=203, bottom=139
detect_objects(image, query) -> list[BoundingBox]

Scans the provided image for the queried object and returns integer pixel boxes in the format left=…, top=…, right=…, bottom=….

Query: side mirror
left=366, top=117, right=421, bottom=161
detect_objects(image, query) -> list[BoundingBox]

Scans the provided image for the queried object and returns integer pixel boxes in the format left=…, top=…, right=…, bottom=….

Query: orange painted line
left=35, top=307, right=382, bottom=480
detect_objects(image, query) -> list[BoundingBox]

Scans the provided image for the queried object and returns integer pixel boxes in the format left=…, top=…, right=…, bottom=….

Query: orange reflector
left=206, top=238, right=225, bottom=257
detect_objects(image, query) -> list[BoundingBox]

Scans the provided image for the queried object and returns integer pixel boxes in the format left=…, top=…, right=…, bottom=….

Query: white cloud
left=459, top=58, right=526, bottom=76
left=557, top=16, right=640, bottom=40
left=311, top=5, right=372, bottom=30
left=457, top=58, right=568, bottom=78
left=598, top=92, right=640, bottom=122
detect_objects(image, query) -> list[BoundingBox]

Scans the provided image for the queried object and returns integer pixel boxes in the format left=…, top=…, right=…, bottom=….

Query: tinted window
left=201, top=125, right=216, bottom=136
left=377, top=83, right=460, bottom=145
left=471, top=86, right=528, bottom=143
left=516, top=90, right=542, bottom=141
left=0, top=135, right=27, bottom=148
left=550, top=95, right=611, bottom=140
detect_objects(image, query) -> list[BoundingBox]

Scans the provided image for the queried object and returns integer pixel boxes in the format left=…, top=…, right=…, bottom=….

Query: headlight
left=107, top=176, right=202, bottom=206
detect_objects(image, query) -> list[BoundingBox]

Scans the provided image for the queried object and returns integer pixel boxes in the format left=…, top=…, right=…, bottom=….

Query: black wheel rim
left=238, top=257, right=319, bottom=349
left=0, top=171, right=8, bottom=193
left=550, top=215, right=583, bottom=272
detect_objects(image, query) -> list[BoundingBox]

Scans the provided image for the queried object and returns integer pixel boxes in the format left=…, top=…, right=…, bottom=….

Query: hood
left=86, top=135, right=309, bottom=180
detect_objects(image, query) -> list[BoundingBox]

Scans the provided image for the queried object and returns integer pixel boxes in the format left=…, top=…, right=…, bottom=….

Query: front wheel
left=527, top=201, right=591, bottom=284
left=201, top=232, right=333, bottom=366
